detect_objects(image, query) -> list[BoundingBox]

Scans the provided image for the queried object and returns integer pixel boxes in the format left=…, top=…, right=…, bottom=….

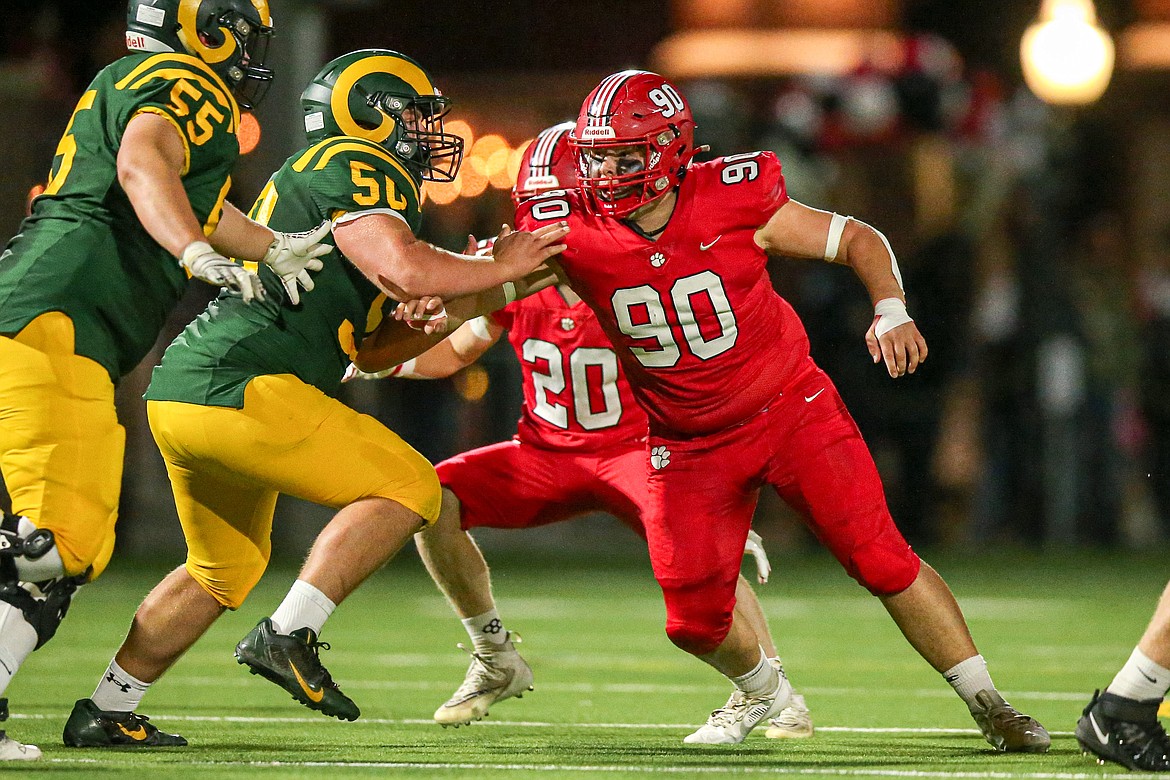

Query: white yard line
left=7, top=712, right=1075, bottom=735
left=39, top=757, right=1166, bottom=779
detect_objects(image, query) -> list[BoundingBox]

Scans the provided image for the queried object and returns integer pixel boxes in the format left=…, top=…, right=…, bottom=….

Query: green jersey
left=144, top=135, right=423, bottom=407
left=0, top=52, right=240, bottom=382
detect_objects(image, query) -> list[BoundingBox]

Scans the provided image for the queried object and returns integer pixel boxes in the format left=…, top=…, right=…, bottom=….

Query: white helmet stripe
left=530, top=122, right=573, bottom=174
left=530, top=127, right=559, bottom=173
left=587, top=70, right=643, bottom=126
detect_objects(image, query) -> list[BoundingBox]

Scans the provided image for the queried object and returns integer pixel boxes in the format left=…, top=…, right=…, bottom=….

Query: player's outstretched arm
left=118, top=113, right=264, bottom=302
left=351, top=264, right=558, bottom=375
left=347, top=316, right=504, bottom=381
left=755, top=200, right=928, bottom=378
left=334, top=213, right=567, bottom=301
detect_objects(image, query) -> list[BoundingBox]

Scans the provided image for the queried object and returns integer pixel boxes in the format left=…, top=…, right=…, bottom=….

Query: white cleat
left=0, top=733, right=41, bottom=761
left=434, top=633, right=534, bottom=727
left=684, top=670, right=792, bottom=745
left=765, top=693, right=814, bottom=739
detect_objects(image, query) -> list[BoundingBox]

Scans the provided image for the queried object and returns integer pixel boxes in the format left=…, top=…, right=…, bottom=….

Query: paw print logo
left=650, top=445, right=671, bottom=470
left=649, top=252, right=666, bottom=268
left=482, top=618, right=503, bottom=635
left=560, top=317, right=576, bottom=331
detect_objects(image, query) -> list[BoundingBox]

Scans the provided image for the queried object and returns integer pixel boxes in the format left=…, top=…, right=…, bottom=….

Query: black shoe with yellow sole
left=62, top=698, right=186, bottom=748
left=235, top=617, right=359, bottom=721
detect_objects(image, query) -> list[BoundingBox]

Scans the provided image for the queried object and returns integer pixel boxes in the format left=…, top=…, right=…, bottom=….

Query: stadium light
left=1021, top=0, right=1114, bottom=105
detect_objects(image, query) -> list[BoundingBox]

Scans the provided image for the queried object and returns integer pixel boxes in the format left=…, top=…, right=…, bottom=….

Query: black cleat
left=235, top=618, right=359, bottom=721
left=1076, top=689, right=1170, bottom=772
left=62, top=698, right=186, bottom=748
left=970, top=690, right=1051, bottom=753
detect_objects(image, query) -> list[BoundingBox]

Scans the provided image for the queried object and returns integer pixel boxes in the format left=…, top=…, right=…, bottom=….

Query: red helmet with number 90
left=570, top=70, right=696, bottom=218
left=512, top=121, right=577, bottom=207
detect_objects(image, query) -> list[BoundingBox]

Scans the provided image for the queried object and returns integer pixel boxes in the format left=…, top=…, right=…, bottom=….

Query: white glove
left=180, top=241, right=265, bottom=304
left=744, top=529, right=771, bottom=584
left=262, top=221, right=332, bottom=305
left=342, top=358, right=420, bottom=382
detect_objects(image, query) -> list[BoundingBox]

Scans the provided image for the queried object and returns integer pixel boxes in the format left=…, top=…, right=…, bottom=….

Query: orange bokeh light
left=426, top=178, right=461, bottom=206
left=460, top=165, right=489, bottom=198
left=446, top=120, right=475, bottom=152
left=239, top=113, right=261, bottom=155
left=486, top=148, right=513, bottom=189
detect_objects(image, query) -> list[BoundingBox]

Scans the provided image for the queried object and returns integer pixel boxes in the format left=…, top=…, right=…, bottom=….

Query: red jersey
left=492, top=285, right=648, bottom=451
left=516, top=151, right=814, bottom=437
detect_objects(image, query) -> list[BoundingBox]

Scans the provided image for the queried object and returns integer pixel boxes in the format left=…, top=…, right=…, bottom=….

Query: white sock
left=270, top=579, right=335, bottom=637
left=0, top=602, right=37, bottom=697
left=90, top=659, right=150, bottom=713
left=462, top=609, right=508, bottom=653
left=731, top=647, right=780, bottom=698
left=1107, top=648, right=1170, bottom=701
left=943, top=655, right=996, bottom=710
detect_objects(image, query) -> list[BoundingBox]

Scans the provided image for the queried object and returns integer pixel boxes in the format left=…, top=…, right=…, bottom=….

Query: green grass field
left=5, top=545, right=1168, bottom=778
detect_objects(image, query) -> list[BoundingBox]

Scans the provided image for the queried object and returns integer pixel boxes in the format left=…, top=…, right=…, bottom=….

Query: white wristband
left=824, top=213, right=850, bottom=262
left=502, top=281, right=517, bottom=304
left=468, top=316, right=494, bottom=342
left=873, top=297, right=913, bottom=338
left=390, top=358, right=423, bottom=379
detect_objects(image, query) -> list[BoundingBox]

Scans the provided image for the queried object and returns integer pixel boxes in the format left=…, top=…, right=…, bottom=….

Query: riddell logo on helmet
left=580, top=126, right=616, bottom=139
left=125, top=32, right=148, bottom=48
left=523, top=174, right=559, bottom=190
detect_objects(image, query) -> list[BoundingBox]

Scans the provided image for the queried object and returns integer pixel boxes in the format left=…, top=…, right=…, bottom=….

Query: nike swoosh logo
left=700, top=236, right=722, bottom=251
left=290, top=661, right=325, bottom=703
left=1089, top=712, right=1110, bottom=744
left=804, top=388, right=825, bottom=403
left=117, top=723, right=148, bottom=741
left=1140, top=667, right=1159, bottom=684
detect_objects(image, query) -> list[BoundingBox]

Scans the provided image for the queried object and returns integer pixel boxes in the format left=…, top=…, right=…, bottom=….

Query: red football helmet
left=512, top=121, right=577, bottom=207
left=570, top=70, right=697, bottom=217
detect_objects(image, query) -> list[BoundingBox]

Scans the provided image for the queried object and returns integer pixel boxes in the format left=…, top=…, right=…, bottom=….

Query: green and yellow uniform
left=144, top=136, right=441, bottom=608
left=0, top=53, right=240, bottom=579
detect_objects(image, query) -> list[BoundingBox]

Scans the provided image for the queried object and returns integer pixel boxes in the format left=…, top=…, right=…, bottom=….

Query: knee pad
left=0, top=513, right=65, bottom=583
left=0, top=574, right=86, bottom=650
left=0, top=513, right=86, bottom=649
left=661, top=578, right=735, bottom=656
left=848, top=531, right=921, bottom=596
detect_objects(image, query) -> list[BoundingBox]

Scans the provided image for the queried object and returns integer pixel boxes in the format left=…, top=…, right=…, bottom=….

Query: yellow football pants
left=0, top=313, right=122, bottom=580
left=147, top=373, right=441, bottom=608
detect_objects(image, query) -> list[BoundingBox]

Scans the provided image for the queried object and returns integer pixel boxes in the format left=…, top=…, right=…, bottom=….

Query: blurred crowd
left=3, top=7, right=1169, bottom=554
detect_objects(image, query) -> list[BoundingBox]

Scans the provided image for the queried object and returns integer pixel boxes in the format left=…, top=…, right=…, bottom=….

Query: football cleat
left=684, top=668, right=792, bottom=744
left=0, top=732, right=40, bottom=761
left=0, top=698, right=40, bottom=760
left=434, top=633, right=534, bottom=727
left=62, top=698, right=186, bottom=748
left=970, top=689, right=1050, bottom=753
left=234, top=618, right=359, bottom=722
left=765, top=693, right=814, bottom=739
left=1075, top=689, right=1170, bottom=771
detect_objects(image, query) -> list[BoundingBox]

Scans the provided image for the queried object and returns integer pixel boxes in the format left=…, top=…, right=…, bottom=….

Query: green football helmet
left=125, top=0, right=275, bottom=108
left=300, top=49, right=464, bottom=183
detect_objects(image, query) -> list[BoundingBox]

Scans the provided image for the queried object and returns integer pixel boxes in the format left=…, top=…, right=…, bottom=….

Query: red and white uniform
left=435, top=287, right=651, bottom=535
left=517, top=153, right=920, bottom=654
